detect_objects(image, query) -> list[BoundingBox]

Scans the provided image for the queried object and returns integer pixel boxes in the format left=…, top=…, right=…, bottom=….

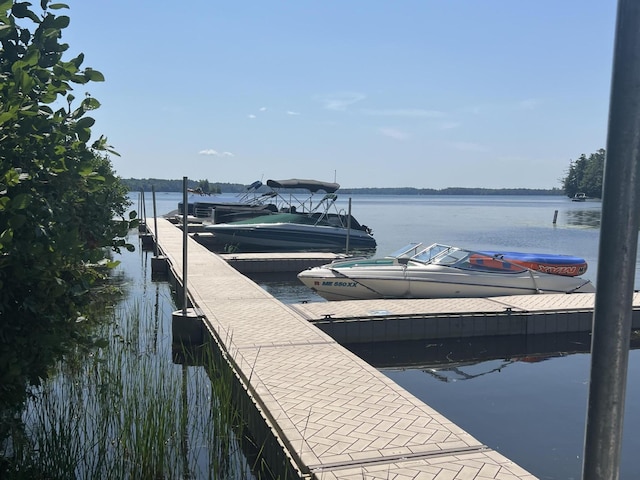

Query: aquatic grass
left=2, top=294, right=258, bottom=479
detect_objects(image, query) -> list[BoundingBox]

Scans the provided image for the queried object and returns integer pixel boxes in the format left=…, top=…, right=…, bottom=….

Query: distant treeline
left=122, top=178, right=563, bottom=196
left=338, top=187, right=563, bottom=196
left=122, top=178, right=228, bottom=193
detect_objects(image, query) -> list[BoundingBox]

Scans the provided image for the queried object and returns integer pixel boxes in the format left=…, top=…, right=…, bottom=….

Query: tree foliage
left=562, top=149, right=605, bottom=198
left=0, top=0, right=134, bottom=410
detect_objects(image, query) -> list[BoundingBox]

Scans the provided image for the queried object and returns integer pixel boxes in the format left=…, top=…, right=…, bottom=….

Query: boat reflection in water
left=346, top=332, right=640, bottom=379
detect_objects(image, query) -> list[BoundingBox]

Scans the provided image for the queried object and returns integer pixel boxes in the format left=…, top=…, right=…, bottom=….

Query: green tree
left=562, top=149, right=605, bottom=198
left=0, top=0, right=134, bottom=410
left=196, top=178, right=221, bottom=194
left=581, top=149, right=605, bottom=198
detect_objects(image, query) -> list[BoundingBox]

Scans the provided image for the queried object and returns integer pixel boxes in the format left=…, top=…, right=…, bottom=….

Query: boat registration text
left=315, top=280, right=358, bottom=287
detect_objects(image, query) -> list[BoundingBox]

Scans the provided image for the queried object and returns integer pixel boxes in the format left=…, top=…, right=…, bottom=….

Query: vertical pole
left=182, top=177, right=188, bottom=315
left=552, top=210, right=558, bottom=224
left=152, top=185, right=159, bottom=257
left=139, top=189, right=148, bottom=233
left=141, top=189, right=147, bottom=224
left=582, top=1, right=640, bottom=478
left=345, top=197, right=352, bottom=254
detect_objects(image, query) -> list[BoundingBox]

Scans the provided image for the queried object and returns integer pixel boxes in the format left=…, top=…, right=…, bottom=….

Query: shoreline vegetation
left=0, top=0, right=602, bottom=476
left=3, top=272, right=260, bottom=479
left=121, top=178, right=564, bottom=196
left=122, top=148, right=605, bottom=198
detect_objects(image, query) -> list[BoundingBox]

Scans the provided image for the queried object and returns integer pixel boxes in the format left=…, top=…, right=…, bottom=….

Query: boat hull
left=298, top=264, right=595, bottom=301
left=207, top=222, right=377, bottom=253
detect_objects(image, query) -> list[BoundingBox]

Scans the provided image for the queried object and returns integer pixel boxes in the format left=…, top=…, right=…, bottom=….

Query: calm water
left=134, top=192, right=640, bottom=479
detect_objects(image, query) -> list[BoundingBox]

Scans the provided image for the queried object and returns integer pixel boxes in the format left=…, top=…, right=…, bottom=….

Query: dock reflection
left=345, top=331, right=640, bottom=375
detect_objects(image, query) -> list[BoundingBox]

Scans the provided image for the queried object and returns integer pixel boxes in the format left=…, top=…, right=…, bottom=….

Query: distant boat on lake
left=571, top=193, right=588, bottom=202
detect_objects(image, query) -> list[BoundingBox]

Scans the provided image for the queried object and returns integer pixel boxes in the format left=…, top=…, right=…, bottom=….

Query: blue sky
left=61, top=1, right=616, bottom=189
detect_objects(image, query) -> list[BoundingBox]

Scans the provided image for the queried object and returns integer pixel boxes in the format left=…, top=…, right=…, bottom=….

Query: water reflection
left=565, top=209, right=601, bottom=228
left=346, top=332, right=640, bottom=377
left=248, top=272, right=326, bottom=304
left=420, top=358, right=530, bottom=383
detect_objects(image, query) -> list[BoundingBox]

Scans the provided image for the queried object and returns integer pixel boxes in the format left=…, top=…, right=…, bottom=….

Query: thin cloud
left=362, top=108, right=444, bottom=118
left=440, top=121, right=461, bottom=130
left=465, top=105, right=484, bottom=115
left=379, top=127, right=410, bottom=140
left=450, top=141, right=488, bottom=152
left=518, top=98, right=540, bottom=110
left=286, top=110, right=301, bottom=115
left=198, top=149, right=235, bottom=157
left=462, top=99, right=541, bottom=115
left=248, top=107, right=267, bottom=119
left=315, top=92, right=366, bottom=111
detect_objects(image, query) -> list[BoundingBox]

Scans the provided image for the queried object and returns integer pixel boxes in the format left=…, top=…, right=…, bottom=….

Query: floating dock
left=219, top=251, right=346, bottom=273
left=291, top=293, right=640, bottom=343
left=148, top=217, right=540, bottom=479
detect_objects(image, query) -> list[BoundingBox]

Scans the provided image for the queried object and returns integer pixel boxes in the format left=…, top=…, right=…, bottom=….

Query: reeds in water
left=2, top=298, right=256, bottom=479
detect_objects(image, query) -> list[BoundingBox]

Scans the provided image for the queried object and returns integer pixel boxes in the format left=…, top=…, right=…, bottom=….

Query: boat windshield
left=411, top=244, right=454, bottom=263
left=412, top=245, right=530, bottom=273
left=387, top=243, right=424, bottom=259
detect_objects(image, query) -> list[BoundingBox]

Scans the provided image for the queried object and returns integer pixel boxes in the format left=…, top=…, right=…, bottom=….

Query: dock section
left=148, top=218, right=536, bottom=479
left=219, top=252, right=346, bottom=274
left=291, top=293, right=640, bottom=343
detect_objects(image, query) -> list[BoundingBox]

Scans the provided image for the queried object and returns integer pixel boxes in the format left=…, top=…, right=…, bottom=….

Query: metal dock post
left=582, top=1, right=640, bottom=477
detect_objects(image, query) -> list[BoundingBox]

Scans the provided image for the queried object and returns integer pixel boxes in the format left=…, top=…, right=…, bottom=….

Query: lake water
left=134, top=191, right=640, bottom=479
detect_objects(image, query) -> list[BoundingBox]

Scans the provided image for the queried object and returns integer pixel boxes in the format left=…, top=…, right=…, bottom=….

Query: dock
left=219, top=252, right=346, bottom=274
left=148, top=217, right=539, bottom=479
left=291, top=293, right=640, bottom=343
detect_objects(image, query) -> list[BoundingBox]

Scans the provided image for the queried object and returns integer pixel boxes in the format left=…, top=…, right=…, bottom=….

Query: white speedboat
left=297, top=243, right=595, bottom=301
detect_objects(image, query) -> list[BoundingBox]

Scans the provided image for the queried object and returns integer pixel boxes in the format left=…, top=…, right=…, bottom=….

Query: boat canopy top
left=246, top=180, right=263, bottom=191
left=266, top=179, right=340, bottom=193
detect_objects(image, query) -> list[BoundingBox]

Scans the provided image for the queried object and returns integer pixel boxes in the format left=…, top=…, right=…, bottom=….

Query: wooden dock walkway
left=148, top=218, right=537, bottom=479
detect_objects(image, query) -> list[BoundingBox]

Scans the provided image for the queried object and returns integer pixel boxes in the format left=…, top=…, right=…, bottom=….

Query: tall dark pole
left=182, top=177, right=188, bottom=315
left=152, top=185, right=159, bottom=257
left=346, top=197, right=352, bottom=254
left=141, top=189, right=147, bottom=224
left=582, top=1, right=640, bottom=478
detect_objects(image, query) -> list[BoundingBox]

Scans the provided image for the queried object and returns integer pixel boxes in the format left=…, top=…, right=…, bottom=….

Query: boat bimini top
left=265, top=179, right=340, bottom=194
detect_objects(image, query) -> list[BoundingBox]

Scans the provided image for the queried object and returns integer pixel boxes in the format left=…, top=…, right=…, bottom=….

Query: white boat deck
left=148, top=218, right=538, bottom=479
